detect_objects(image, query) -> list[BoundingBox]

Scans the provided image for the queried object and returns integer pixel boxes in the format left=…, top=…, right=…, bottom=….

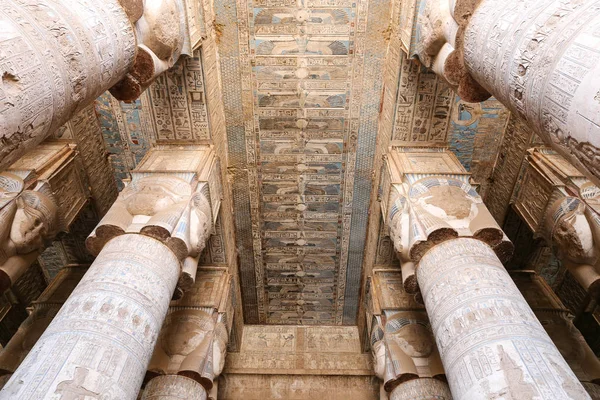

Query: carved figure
left=0, top=173, right=59, bottom=290
left=547, top=196, right=600, bottom=298
left=87, top=175, right=212, bottom=261
left=147, top=310, right=228, bottom=392
left=415, top=0, right=490, bottom=101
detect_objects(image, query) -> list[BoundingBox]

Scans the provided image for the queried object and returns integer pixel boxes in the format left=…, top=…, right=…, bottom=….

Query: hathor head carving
left=11, top=189, right=58, bottom=254
left=0, top=173, right=59, bottom=256
left=121, top=175, right=191, bottom=216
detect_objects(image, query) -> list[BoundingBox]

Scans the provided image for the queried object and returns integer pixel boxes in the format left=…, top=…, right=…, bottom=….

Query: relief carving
left=383, top=148, right=512, bottom=298
left=144, top=268, right=232, bottom=398
left=86, top=147, right=220, bottom=297
left=147, top=309, right=228, bottom=391
left=0, top=173, right=59, bottom=291
left=512, top=271, right=600, bottom=394
left=110, top=0, right=194, bottom=101
left=514, top=148, right=600, bottom=300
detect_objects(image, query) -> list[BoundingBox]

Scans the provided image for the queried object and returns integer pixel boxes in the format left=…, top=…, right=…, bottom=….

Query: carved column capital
left=366, top=269, right=451, bottom=398
left=143, top=268, right=233, bottom=397
left=86, top=146, right=222, bottom=298
left=381, top=147, right=512, bottom=299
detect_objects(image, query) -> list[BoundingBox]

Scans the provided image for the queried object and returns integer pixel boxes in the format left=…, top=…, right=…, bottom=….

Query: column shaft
left=142, top=375, right=208, bottom=400
left=0, top=234, right=180, bottom=400
left=389, top=378, right=451, bottom=400
left=417, top=238, right=589, bottom=399
left=463, top=0, right=600, bottom=183
left=0, top=0, right=136, bottom=169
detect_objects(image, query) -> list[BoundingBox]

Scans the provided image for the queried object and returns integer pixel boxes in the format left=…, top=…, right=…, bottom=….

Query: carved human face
left=160, top=318, right=211, bottom=357
left=122, top=177, right=190, bottom=216
left=10, top=208, right=45, bottom=253
left=389, top=324, right=434, bottom=358
left=10, top=192, right=56, bottom=254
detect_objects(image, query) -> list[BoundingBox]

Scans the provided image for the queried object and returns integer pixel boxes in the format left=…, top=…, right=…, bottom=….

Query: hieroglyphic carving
left=0, top=0, right=135, bottom=169
left=218, top=374, right=379, bottom=400
left=0, top=266, right=86, bottom=382
left=392, top=57, right=454, bottom=143
left=216, top=0, right=392, bottom=325
left=0, top=235, right=181, bottom=400
left=1, top=147, right=222, bottom=399
left=485, top=115, right=536, bottom=224
left=58, top=104, right=119, bottom=217
left=418, top=238, right=589, bottom=399
left=225, top=325, right=372, bottom=375
left=512, top=271, right=600, bottom=394
left=146, top=51, right=211, bottom=142
left=463, top=0, right=600, bottom=186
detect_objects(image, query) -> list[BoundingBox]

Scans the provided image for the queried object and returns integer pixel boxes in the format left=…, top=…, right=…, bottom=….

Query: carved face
left=122, top=177, right=191, bottom=216
left=388, top=323, right=434, bottom=358
left=160, top=313, right=213, bottom=358
left=371, top=340, right=386, bottom=379
left=137, top=0, right=183, bottom=60
left=10, top=191, right=57, bottom=254
left=553, top=207, right=598, bottom=263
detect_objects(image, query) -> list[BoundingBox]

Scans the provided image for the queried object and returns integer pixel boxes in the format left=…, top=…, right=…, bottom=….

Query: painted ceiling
left=88, top=0, right=509, bottom=326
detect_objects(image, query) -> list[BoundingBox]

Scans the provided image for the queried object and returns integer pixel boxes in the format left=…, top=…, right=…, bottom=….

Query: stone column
left=381, top=147, right=589, bottom=399
left=0, top=234, right=180, bottom=399
left=512, top=271, right=600, bottom=397
left=0, top=266, right=86, bottom=388
left=418, top=238, right=589, bottom=399
left=141, top=375, right=207, bottom=400
left=0, top=147, right=221, bottom=400
left=411, top=0, right=600, bottom=185
left=0, top=0, right=192, bottom=170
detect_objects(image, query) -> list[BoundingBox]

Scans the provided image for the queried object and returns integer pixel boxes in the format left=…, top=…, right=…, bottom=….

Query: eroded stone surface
left=0, top=0, right=135, bottom=170
left=389, top=377, right=452, bottom=400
